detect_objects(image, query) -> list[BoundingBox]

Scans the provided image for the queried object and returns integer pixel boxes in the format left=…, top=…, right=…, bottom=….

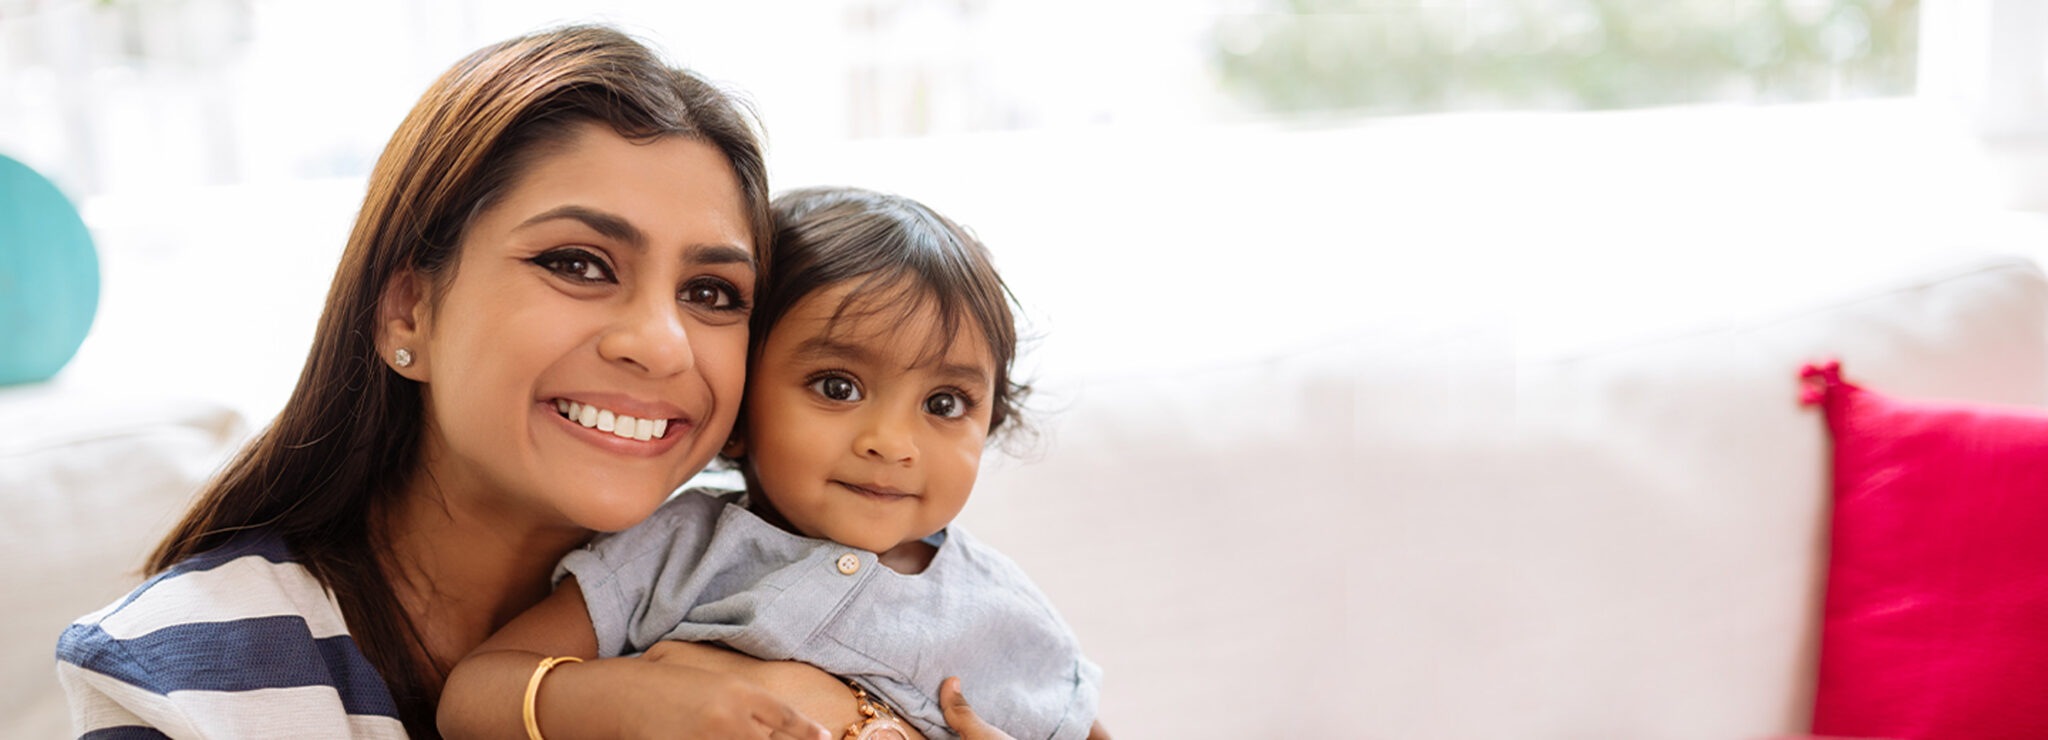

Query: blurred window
left=0, top=0, right=1922, bottom=199
left=1209, top=0, right=1918, bottom=116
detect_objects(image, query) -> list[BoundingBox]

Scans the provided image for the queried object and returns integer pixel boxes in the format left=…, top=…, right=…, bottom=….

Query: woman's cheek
left=708, top=327, right=751, bottom=411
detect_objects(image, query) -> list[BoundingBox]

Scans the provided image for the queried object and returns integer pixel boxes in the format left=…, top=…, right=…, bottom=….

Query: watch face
left=853, top=718, right=912, bottom=740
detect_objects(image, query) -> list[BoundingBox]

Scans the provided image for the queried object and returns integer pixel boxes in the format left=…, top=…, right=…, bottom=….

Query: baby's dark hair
left=753, top=186, right=1028, bottom=437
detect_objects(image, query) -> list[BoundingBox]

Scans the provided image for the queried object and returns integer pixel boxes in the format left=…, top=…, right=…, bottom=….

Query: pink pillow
left=1800, top=360, right=2048, bottom=740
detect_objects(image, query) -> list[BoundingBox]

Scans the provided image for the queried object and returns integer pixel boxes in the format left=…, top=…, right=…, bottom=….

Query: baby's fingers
left=940, top=677, right=1015, bottom=740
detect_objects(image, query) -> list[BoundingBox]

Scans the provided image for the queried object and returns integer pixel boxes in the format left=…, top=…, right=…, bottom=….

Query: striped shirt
left=54, top=535, right=405, bottom=739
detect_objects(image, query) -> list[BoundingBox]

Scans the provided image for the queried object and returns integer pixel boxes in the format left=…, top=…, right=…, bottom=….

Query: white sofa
left=10, top=102, right=2048, bottom=739
left=962, top=253, right=2048, bottom=738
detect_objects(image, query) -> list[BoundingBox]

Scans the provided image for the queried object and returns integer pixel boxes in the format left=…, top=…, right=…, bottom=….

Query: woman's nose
left=596, top=294, right=695, bottom=377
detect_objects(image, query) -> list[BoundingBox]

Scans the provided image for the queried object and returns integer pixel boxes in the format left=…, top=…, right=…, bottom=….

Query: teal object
left=0, top=154, right=98, bottom=386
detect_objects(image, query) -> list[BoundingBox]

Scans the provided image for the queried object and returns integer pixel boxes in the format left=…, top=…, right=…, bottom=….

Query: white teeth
left=557, top=400, right=669, bottom=441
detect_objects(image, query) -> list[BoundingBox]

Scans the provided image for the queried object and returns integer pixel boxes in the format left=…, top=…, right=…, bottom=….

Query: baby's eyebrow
left=932, top=362, right=992, bottom=387
left=792, top=336, right=874, bottom=365
left=791, top=337, right=992, bottom=385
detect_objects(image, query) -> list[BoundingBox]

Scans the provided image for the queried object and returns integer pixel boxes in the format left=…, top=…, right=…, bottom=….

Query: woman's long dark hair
left=146, top=26, right=769, bottom=737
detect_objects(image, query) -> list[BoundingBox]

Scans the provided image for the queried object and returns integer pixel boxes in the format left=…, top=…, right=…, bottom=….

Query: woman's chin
left=550, top=484, right=674, bottom=533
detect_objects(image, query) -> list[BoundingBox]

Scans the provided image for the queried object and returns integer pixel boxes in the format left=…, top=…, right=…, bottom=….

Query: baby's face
left=738, top=280, right=995, bottom=555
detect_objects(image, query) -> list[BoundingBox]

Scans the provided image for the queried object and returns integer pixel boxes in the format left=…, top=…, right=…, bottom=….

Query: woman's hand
left=440, top=581, right=828, bottom=740
left=643, top=644, right=1111, bottom=740
left=600, top=660, right=830, bottom=740
left=641, top=640, right=872, bottom=736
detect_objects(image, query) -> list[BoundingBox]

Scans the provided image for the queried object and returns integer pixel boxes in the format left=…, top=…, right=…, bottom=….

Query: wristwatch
left=841, top=679, right=914, bottom=740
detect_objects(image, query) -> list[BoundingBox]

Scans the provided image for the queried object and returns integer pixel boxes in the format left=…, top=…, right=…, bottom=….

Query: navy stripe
left=81, top=726, right=173, bottom=740
left=165, top=534, right=294, bottom=575
left=58, top=617, right=398, bottom=719
left=99, top=535, right=297, bottom=618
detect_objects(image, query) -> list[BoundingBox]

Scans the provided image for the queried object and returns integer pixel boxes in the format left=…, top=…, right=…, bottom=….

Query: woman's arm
left=638, top=640, right=876, bottom=734
left=438, top=576, right=828, bottom=740
left=639, top=647, right=1115, bottom=740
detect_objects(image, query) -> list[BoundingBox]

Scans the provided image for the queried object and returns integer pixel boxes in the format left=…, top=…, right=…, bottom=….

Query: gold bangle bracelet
left=523, top=656, right=583, bottom=740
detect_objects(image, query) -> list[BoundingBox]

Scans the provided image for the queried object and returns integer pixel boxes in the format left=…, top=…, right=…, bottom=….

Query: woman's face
left=400, top=122, right=754, bottom=532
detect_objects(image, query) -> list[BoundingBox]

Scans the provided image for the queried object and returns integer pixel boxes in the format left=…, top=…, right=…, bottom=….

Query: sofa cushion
left=962, top=255, right=2048, bottom=739
left=1801, top=360, right=2048, bottom=740
left=0, top=386, right=243, bottom=739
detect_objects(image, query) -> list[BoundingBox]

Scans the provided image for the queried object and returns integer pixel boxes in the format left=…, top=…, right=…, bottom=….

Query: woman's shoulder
left=55, top=532, right=404, bottom=737
left=61, top=533, right=339, bottom=646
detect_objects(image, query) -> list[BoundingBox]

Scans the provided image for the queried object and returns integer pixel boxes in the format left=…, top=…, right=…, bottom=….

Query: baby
left=442, top=186, right=1100, bottom=740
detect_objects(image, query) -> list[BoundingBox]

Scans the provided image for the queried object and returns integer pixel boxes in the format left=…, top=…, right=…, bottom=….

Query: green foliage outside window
left=1210, top=0, right=1918, bottom=115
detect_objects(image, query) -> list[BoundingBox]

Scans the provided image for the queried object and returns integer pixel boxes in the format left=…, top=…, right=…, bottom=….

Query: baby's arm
left=438, top=576, right=829, bottom=740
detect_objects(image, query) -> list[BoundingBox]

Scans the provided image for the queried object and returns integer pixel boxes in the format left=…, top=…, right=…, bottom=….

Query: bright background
left=14, top=3, right=2048, bottom=734
left=10, top=0, right=2048, bottom=425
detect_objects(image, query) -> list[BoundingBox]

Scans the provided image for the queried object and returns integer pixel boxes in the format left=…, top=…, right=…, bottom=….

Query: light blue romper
left=556, top=488, right=1102, bottom=740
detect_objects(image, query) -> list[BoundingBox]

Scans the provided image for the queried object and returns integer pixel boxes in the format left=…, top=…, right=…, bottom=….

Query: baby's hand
left=940, top=677, right=1014, bottom=740
left=940, top=678, right=1111, bottom=740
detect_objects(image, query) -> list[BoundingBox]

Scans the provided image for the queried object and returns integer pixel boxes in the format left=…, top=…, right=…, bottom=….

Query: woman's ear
left=378, top=269, right=431, bottom=380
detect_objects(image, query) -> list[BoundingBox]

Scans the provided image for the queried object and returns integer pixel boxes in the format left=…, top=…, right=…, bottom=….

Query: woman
left=55, top=26, right=1014, bottom=740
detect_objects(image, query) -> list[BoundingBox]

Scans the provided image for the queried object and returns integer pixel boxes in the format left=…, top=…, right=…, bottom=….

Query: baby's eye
left=924, top=392, right=966, bottom=419
left=808, top=376, right=862, bottom=402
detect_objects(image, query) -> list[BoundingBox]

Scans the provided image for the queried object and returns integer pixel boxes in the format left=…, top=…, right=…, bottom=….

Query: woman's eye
left=924, top=392, right=966, bottom=419
left=534, top=249, right=612, bottom=282
left=808, top=376, right=861, bottom=402
left=680, top=279, right=740, bottom=309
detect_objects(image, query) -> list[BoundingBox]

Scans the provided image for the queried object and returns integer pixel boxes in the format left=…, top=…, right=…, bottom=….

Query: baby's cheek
left=933, top=447, right=981, bottom=510
left=953, top=436, right=986, bottom=477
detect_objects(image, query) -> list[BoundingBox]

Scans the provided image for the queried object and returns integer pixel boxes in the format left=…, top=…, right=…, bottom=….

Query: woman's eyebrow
left=518, top=204, right=754, bottom=270
left=517, top=205, right=646, bottom=248
left=683, top=243, right=756, bottom=271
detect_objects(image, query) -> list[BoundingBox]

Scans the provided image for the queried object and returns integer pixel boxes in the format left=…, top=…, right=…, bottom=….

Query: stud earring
left=394, top=348, right=414, bottom=368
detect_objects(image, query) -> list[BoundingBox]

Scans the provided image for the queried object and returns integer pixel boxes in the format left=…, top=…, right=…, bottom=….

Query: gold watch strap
left=841, top=679, right=912, bottom=740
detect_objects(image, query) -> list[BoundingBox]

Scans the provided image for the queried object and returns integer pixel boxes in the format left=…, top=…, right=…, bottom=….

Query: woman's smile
left=539, top=398, right=691, bottom=458
left=549, top=394, right=685, bottom=440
